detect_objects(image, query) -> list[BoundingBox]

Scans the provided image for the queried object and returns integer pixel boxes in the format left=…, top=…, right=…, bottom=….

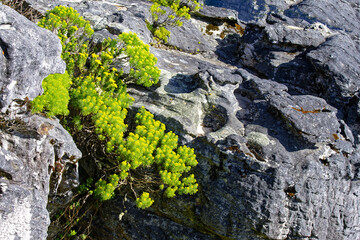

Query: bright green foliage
left=31, top=72, right=71, bottom=117
left=136, top=192, right=154, bottom=209
left=37, top=6, right=198, bottom=209
left=149, top=0, right=201, bottom=42
left=153, top=26, right=171, bottom=43
left=38, top=5, right=93, bottom=77
left=119, top=33, right=161, bottom=87
left=117, top=107, right=199, bottom=198
left=68, top=230, right=77, bottom=237
left=93, top=174, right=120, bottom=201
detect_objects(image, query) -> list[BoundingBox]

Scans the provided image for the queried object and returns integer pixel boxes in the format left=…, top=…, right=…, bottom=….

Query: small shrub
left=37, top=6, right=198, bottom=211
left=148, top=0, right=202, bottom=43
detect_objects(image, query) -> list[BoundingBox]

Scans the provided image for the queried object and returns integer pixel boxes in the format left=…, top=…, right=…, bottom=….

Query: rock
left=167, top=18, right=214, bottom=53
left=0, top=113, right=81, bottom=240
left=11, top=1, right=360, bottom=240
left=306, top=33, right=360, bottom=104
left=285, top=0, right=360, bottom=38
left=196, top=4, right=239, bottom=21
left=269, top=94, right=341, bottom=145
left=0, top=4, right=65, bottom=112
left=265, top=22, right=327, bottom=47
left=205, top=0, right=302, bottom=22
left=0, top=4, right=81, bottom=239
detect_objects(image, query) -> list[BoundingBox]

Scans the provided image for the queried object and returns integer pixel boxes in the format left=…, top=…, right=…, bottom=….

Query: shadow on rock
left=164, top=74, right=203, bottom=94
left=214, top=33, right=242, bottom=66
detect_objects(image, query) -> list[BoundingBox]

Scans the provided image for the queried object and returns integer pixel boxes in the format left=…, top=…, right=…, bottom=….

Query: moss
left=246, top=132, right=270, bottom=148
left=205, top=23, right=219, bottom=35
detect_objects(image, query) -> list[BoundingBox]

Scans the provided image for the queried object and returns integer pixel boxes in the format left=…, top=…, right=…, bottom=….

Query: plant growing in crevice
left=35, top=5, right=198, bottom=219
left=147, top=0, right=202, bottom=43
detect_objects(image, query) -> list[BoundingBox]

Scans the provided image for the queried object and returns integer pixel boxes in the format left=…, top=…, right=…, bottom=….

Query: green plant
left=36, top=5, right=198, bottom=211
left=148, top=0, right=202, bottom=43
left=31, top=72, right=71, bottom=117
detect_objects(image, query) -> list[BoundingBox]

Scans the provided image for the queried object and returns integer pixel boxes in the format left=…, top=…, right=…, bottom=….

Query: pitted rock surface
left=4, top=0, right=360, bottom=239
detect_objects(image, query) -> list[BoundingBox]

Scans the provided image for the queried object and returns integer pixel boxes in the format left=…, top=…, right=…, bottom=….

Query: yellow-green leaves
left=38, top=6, right=198, bottom=210
left=136, top=192, right=154, bottom=209
left=31, top=72, right=71, bottom=117
left=148, top=0, right=202, bottom=43
left=94, top=174, right=120, bottom=201
left=38, top=6, right=94, bottom=76
left=154, top=26, right=171, bottom=43
left=119, top=32, right=160, bottom=87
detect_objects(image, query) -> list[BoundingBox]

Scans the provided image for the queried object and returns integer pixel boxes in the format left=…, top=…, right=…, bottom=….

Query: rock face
left=3, top=0, right=360, bottom=239
left=0, top=4, right=65, bottom=112
left=0, top=4, right=81, bottom=240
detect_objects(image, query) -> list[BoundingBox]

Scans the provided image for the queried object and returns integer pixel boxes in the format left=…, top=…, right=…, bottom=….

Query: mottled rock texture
left=4, top=0, right=360, bottom=239
left=0, top=4, right=81, bottom=240
left=0, top=4, right=65, bottom=112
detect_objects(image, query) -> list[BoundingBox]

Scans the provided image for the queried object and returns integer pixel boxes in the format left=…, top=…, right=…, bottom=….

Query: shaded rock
left=0, top=4, right=65, bottom=112
left=285, top=0, right=360, bottom=38
left=269, top=94, right=341, bottom=145
left=240, top=77, right=288, bottom=99
left=306, top=33, right=360, bottom=104
left=87, top=196, right=214, bottom=240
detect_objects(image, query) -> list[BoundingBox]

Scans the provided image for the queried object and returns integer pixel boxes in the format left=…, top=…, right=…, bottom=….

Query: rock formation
left=1, top=0, right=360, bottom=239
left=0, top=4, right=81, bottom=239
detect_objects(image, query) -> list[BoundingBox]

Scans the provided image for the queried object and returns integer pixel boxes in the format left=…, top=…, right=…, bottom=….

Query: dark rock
left=269, top=94, right=341, bottom=144
left=306, top=33, right=360, bottom=104
left=88, top=197, right=214, bottom=240
left=241, top=77, right=288, bottom=100
left=285, top=0, right=360, bottom=38
left=265, top=22, right=327, bottom=47
left=12, top=1, right=360, bottom=240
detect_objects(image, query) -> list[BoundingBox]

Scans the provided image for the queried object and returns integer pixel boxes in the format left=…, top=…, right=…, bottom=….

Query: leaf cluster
left=31, top=72, right=71, bottom=117
left=148, top=0, right=202, bottom=43
left=36, top=6, right=198, bottom=210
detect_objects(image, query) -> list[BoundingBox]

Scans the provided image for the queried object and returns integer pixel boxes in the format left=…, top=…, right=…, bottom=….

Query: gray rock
left=196, top=4, right=239, bottom=21
left=0, top=4, right=65, bottom=112
left=0, top=4, right=81, bottom=239
left=0, top=113, right=81, bottom=240
left=269, top=94, right=341, bottom=144
left=12, top=1, right=360, bottom=240
left=167, top=18, right=214, bottom=53
left=205, top=0, right=302, bottom=22
left=265, top=22, right=327, bottom=47
left=285, top=0, right=360, bottom=38
left=307, top=33, right=360, bottom=103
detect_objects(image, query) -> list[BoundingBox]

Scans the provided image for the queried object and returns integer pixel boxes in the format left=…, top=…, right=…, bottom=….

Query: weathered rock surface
left=0, top=4, right=65, bottom=112
left=0, top=113, right=81, bottom=240
left=0, top=4, right=81, bottom=240
left=5, top=0, right=360, bottom=239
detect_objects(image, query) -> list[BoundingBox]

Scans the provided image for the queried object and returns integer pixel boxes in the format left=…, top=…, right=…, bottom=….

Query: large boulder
left=17, top=0, right=360, bottom=239
left=0, top=4, right=65, bottom=112
left=0, top=4, right=81, bottom=239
